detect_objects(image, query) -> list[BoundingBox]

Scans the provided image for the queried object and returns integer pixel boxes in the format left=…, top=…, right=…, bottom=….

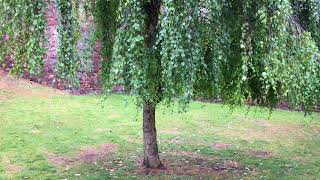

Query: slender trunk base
left=143, top=102, right=162, bottom=168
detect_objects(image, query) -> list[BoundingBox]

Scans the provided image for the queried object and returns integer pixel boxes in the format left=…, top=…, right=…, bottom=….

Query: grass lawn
left=0, top=73, right=320, bottom=179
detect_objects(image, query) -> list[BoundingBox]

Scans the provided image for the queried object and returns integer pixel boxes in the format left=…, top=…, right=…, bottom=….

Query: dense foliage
left=105, top=0, right=320, bottom=113
left=0, top=0, right=319, bottom=112
left=56, top=0, right=80, bottom=86
left=93, top=0, right=119, bottom=83
left=0, top=0, right=85, bottom=87
left=292, top=0, right=320, bottom=47
left=0, top=0, right=47, bottom=76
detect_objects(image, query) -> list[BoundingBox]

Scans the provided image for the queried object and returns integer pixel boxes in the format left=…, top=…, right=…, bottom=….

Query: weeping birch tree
left=1, top=0, right=319, bottom=169
left=102, top=0, right=320, bottom=168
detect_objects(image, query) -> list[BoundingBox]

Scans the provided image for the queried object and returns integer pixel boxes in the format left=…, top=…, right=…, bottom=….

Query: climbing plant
left=56, top=0, right=81, bottom=86
left=0, top=0, right=103, bottom=87
left=77, top=1, right=96, bottom=75
left=0, top=0, right=47, bottom=76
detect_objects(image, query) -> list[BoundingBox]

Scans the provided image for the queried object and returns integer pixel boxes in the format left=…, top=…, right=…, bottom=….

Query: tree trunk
left=143, top=102, right=162, bottom=168
left=142, top=0, right=162, bottom=168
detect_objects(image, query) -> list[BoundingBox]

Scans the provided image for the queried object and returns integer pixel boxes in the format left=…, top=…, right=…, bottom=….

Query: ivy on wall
left=77, top=1, right=96, bottom=75
left=0, top=0, right=47, bottom=76
left=0, top=0, right=100, bottom=89
left=56, top=0, right=81, bottom=87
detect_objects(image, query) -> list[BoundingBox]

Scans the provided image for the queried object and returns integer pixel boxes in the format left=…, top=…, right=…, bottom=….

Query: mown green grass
left=0, top=82, right=319, bottom=179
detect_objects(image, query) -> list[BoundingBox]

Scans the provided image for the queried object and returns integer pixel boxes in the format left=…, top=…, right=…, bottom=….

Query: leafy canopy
left=103, top=0, right=320, bottom=113
left=0, top=0, right=319, bottom=113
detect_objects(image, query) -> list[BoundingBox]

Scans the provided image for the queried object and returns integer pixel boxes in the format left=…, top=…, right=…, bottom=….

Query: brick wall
left=44, top=0, right=102, bottom=94
left=44, top=0, right=58, bottom=86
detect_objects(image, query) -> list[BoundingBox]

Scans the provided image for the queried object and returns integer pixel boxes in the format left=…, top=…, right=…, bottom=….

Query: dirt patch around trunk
left=134, top=151, right=255, bottom=178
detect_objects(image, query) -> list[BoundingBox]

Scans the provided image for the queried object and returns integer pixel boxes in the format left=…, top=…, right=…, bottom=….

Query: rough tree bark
left=142, top=0, right=162, bottom=168
left=143, top=102, right=162, bottom=168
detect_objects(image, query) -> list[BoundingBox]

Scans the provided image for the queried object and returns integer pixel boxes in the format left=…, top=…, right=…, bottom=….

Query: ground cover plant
left=1, top=71, right=320, bottom=179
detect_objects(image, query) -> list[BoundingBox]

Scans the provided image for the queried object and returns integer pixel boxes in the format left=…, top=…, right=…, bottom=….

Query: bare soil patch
left=249, top=150, right=273, bottom=158
left=79, top=144, right=117, bottom=163
left=218, top=119, right=306, bottom=143
left=2, top=158, right=24, bottom=176
left=167, top=150, right=205, bottom=159
left=212, top=143, right=232, bottom=150
left=5, top=164, right=23, bottom=175
left=134, top=151, right=254, bottom=178
left=46, top=143, right=117, bottom=169
left=47, top=153, right=74, bottom=168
